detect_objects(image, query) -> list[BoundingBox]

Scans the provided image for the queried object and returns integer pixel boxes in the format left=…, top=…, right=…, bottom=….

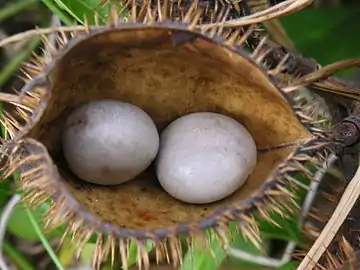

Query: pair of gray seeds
left=62, top=100, right=257, bottom=204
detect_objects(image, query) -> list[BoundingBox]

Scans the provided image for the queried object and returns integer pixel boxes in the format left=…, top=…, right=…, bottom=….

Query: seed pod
left=0, top=1, right=334, bottom=269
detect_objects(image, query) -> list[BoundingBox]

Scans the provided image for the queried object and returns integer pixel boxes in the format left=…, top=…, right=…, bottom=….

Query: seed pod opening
left=0, top=1, right=331, bottom=269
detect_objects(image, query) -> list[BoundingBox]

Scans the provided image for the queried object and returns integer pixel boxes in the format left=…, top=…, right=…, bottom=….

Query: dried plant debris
left=294, top=62, right=360, bottom=269
left=300, top=140, right=360, bottom=269
left=333, top=249, right=360, bottom=270
left=298, top=166, right=360, bottom=270
left=1, top=0, right=359, bottom=269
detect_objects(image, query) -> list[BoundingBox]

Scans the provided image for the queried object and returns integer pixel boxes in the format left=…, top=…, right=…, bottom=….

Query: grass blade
left=24, top=206, right=65, bottom=270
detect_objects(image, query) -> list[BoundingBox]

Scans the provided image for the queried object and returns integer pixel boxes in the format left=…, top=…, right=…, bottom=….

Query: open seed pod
left=0, top=1, right=333, bottom=269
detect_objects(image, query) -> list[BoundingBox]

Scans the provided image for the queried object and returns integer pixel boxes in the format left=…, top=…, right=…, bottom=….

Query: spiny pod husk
left=0, top=1, right=333, bottom=269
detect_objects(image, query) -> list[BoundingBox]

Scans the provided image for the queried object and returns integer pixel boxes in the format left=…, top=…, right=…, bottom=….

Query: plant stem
left=0, top=0, right=38, bottom=23
left=0, top=195, right=22, bottom=270
left=0, top=37, right=40, bottom=89
left=3, top=241, right=36, bottom=270
left=25, top=207, right=65, bottom=270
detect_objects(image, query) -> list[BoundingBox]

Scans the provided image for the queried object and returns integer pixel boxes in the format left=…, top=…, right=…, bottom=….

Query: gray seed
left=62, top=100, right=159, bottom=185
left=156, top=112, right=257, bottom=204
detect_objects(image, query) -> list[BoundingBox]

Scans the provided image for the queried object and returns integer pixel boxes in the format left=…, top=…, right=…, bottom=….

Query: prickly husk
left=0, top=1, right=333, bottom=269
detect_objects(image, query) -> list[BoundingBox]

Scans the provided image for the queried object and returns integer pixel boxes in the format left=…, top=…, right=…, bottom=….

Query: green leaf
left=254, top=173, right=310, bottom=242
left=182, top=224, right=241, bottom=270
left=0, top=179, right=12, bottom=206
left=126, top=240, right=154, bottom=268
left=181, top=231, right=226, bottom=270
left=41, top=0, right=127, bottom=25
left=281, top=7, right=360, bottom=70
left=224, top=232, right=269, bottom=268
left=53, top=0, right=109, bottom=24
left=58, top=239, right=77, bottom=267
left=59, top=238, right=122, bottom=268
left=256, top=212, right=301, bottom=242
left=6, top=201, right=64, bottom=241
left=40, top=0, right=74, bottom=25
left=79, top=243, right=97, bottom=265
left=24, top=206, right=65, bottom=270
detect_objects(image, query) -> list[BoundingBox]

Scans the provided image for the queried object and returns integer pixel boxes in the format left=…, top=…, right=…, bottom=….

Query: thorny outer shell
left=0, top=2, right=333, bottom=269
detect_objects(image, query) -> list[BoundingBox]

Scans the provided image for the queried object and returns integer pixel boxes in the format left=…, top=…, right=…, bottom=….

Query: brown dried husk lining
left=0, top=3, right=333, bottom=269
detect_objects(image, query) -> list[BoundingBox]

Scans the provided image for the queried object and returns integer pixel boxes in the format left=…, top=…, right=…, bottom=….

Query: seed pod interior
left=20, top=25, right=310, bottom=229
